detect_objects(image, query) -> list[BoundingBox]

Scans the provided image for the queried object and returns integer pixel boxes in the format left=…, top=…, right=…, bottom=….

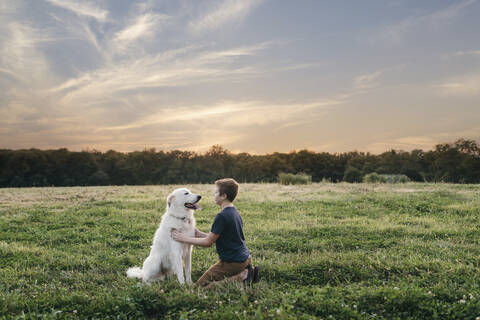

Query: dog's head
left=167, top=188, right=201, bottom=211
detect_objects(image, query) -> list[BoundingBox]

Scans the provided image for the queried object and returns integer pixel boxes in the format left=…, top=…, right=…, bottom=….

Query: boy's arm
left=195, top=228, right=208, bottom=238
left=171, top=230, right=219, bottom=247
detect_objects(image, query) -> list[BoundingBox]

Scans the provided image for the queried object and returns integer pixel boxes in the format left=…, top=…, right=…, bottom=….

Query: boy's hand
left=171, top=229, right=187, bottom=242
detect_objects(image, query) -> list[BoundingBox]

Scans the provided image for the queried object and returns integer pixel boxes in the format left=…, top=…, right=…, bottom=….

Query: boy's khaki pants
left=196, top=256, right=251, bottom=287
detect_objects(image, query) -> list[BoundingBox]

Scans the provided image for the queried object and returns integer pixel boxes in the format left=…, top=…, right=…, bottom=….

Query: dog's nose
left=197, top=195, right=201, bottom=200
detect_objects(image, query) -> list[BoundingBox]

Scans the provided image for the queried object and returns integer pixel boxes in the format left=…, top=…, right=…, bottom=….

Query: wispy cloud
left=1, top=97, right=343, bottom=152
left=101, top=101, right=255, bottom=131
left=0, top=0, right=21, bottom=14
left=94, top=98, right=343, bottom=151
left=374, top=0, right=478, bottom=44
left=428, top=0, right=478, bottom=25
left=98, top=97, right=343, bottom=132
left=0, top=20, right=53, bottom=87
left=435, top=74, right=480, bottom=96
left=452, top=50, right=480, bottom=57
left=273, top=62, right=325, bottom=72
left=353, top=70, right=383, bottom=90
left=352, top=64, right=407, bottom=91
left=111, top=13, right=169, bottom=54
left=189, top=0, right=262, bottom=34
left=441, top=50, right=480, bottom=60
left=49, top=42, right=272, bottom=108
left=45, top=0, right=109, bottom=22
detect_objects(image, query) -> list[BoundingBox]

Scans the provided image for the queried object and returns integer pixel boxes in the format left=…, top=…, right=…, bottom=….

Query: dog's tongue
left=193, top=203, right=201, bottom=210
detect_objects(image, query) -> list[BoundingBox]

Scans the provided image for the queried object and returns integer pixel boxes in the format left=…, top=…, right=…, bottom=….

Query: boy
left=171, top=178, right=259, bottom=288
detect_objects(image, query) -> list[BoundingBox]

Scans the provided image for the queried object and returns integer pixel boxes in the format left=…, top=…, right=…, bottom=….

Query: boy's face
left=213, top=186, right=226, bottom=205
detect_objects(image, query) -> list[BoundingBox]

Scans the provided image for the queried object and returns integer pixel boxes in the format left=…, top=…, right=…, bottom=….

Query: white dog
left=127, top=188, right=201, bottom=284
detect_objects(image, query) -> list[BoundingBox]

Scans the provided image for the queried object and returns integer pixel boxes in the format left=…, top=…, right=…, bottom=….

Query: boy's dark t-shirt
left=210, top=206, right=250, bottom=262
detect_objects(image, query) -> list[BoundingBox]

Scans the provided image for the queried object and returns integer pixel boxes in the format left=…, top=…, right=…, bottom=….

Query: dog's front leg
left=184, top=244, right=193, bottom=285
left=172, top=251, right=185, bottom=285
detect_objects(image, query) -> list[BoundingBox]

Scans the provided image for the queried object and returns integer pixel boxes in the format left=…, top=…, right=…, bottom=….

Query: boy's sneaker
left=243, top=264, right=260, bottom=284
left=243, top=264, right=253, bottom=283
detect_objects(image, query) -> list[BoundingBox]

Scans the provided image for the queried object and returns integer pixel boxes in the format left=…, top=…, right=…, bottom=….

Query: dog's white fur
left=127, top=188, right=200, bottom=284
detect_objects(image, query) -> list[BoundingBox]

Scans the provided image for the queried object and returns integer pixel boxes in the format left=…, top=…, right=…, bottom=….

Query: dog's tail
left=127, top=267, right=143, bottom=279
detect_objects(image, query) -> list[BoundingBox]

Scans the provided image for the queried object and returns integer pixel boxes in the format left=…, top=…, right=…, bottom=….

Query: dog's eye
left=184, top=192, right=189, bottom=195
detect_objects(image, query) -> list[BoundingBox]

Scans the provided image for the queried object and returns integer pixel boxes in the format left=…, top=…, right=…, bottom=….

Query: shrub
left=363, top=173, right=410, bottom=184
left=343, top=167, right=363, bottom=183
left=385, top=174, right=410, bottom=183
left=278, top=172, right=312, bottom=185
left=363, top=172, right=387, bottom=183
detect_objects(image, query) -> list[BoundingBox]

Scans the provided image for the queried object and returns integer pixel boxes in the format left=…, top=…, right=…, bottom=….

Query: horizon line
left=1, top=138, right=477, bottom=156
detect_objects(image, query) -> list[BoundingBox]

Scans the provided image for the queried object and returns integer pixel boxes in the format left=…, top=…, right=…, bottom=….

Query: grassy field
left=1, top=183, right=480, bottom=319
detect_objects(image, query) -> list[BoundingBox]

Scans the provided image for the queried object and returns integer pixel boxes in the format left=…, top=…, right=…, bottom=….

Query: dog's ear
left=167, top=194, right=175, bottom=207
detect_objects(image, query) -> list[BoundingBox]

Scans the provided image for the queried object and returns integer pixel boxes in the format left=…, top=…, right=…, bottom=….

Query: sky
left=1, top=0, right=479, bottom=154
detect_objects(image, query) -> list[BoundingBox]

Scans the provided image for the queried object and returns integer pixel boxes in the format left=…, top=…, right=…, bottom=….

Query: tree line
left=1, top=139, right=479, bottom=187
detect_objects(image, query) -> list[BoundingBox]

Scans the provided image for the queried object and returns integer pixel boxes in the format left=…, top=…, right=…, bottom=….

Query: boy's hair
left=215, top=178, right=239, bottom=202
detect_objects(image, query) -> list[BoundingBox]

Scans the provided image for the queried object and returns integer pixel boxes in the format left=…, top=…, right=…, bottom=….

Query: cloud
left=101, top=101, right=255, bottom=131
left=189, top=0, right=262, bottom=34
left=101, top=98, right=342, bottom=132
left=374, top=0, right=478, bottom=44
left=273, top=62, right=325, bottom=72
left=1, top=1, right=283, bottom=153
left=428, top=0, right=478, bottom=25
left=1, top=97, right=342, bottom=152
left=453, top=50, right=480, bottom=57
left=192, top=40, right=275, bottom=65
left=44, top=0, right=108, bottom=22
left=77, top=21, right=105, bottom=58
left=92, top=98, right=343, bottom=152
left=0, top=19, right=54, bottom=93
left=351, top=64, right=409, bottom=92
left=0, top=0, right=20, bottom=14
left=436, top=74, right=480, bottom=96
left=48, top=42, right=273, bottom=108
left=0, top=4, right=54, bottom=131
left=111, top=13, right=169, bottom=54
left=353, top=70, right=383, bottom=90
left=2, top=1, right=479, bottom=153
left=441, top=50, right=480, bottom=60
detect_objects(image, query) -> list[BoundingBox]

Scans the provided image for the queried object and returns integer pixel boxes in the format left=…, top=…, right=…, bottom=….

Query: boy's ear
left=167, top=194, right=175, bottom=207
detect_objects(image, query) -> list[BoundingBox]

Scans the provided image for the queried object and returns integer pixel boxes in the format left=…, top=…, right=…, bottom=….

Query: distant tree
left=101, top=150, right=125, bottom=184
left=455, top=138, right=480, bottom=157
left=10, top=175, right=25, bottom=187
left=290, top=149, right=315, bottom=176
left=231, top=153, right=252, bottom=183
left=453, top=139, right=480, bottom=183
left=430, top=143, right=464, bottom=182
left=88, top=170, right=110, bottom=186
left=1, top=139, right=479, bottom=187
left=265, top=152, right=293, bottom=181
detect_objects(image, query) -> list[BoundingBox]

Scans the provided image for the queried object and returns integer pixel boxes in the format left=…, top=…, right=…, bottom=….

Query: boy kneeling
left=171, top=178, right=259, bottom=288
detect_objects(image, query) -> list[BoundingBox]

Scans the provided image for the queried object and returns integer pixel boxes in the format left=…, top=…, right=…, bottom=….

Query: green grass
left=1, top=183, right=480, bottom=319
